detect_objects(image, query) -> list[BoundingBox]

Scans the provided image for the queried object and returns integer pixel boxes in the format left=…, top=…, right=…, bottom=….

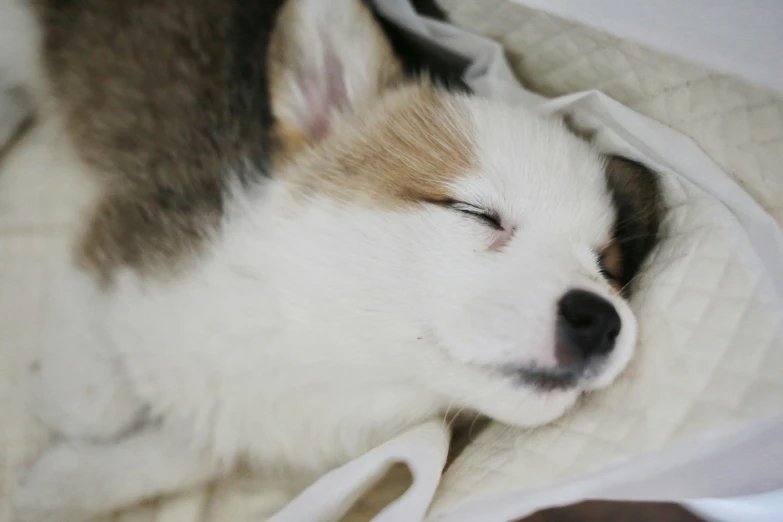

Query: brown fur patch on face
left=279, top=86, right=477, bottom=209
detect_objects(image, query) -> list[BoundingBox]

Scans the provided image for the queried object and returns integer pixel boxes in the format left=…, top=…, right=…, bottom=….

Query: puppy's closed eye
left=423, top=198, right=505, bottom=230
left=449, top=202, right=504, bottom=231
left=424, top=198, right=514, bottom=250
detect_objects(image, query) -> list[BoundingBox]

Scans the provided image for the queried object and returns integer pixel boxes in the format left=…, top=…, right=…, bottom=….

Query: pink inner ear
left=297, top=37, right=350, bottom=141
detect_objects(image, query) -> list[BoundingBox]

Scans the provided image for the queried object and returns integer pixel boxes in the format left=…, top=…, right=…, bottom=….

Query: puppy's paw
left=11, top=444, right=90, bottom=522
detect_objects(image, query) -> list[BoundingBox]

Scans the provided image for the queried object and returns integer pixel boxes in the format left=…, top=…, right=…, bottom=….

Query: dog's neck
left=78, top=177, right=446, bottom=476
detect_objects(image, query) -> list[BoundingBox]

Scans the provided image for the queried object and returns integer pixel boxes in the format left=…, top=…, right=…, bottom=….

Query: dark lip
left=500, top=364, right=588, bottom=392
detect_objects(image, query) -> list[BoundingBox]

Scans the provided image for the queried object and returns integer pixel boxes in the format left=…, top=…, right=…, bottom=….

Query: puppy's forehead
left=281, top=86, right=476, bottom=207
left=458, top=100, right=615, bottom=232
left=283, top=86, right=614, bottom=242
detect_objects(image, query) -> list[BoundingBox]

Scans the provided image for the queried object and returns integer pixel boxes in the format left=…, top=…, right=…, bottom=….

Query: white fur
left=2, top=0, right=639, bottom=520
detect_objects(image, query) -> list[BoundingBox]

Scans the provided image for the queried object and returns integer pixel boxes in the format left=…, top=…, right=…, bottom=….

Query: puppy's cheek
left=483, top=387, right=581, bottom=428
left=427, top=274, right=562, bottom=370
left=431, top=310, right=519, bottom=367
left=429, top=293, right=552, bottom=369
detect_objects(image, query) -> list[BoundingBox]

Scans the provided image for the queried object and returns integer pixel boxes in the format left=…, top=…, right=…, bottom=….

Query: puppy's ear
left=560, top=115, right=665, bottom=293
left=603, top=155, right=665, bottom=295
left=268, top=0, right=402, bottom=152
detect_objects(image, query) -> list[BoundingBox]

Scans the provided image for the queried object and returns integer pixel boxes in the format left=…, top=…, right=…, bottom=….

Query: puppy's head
left=264, top=0, right=663, bottom=427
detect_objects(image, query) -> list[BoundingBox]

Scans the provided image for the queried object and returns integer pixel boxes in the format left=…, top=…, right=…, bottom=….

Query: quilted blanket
left=2, top=1, right=782, bottom=521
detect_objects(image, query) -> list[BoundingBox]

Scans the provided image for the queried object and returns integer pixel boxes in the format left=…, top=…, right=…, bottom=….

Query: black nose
left=556, top=289, right=621, bottom=366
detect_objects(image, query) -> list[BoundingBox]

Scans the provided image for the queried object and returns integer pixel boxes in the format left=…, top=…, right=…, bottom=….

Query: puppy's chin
left=425, top=357, right=580, bottom=428
left=477, top=378, right=581, bottom=428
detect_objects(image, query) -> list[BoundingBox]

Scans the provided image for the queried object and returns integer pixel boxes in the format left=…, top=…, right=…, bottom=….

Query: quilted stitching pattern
left=439, top=0, right=783, bottom=227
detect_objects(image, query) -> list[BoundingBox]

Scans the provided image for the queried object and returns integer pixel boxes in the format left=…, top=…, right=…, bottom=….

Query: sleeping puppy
left=0, top=0, right=663, bottom=520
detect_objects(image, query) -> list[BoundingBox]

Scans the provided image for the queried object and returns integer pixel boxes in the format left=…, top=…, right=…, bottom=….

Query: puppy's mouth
left=500, top=360, right=607, bottom=392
